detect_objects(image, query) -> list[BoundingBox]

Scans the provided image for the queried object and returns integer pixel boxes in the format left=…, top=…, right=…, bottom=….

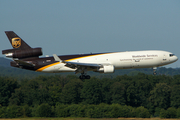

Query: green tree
left=61, top=79, right=83, bottom=104
left=48, top=84, right=62, bottom=105
left=55, top=104, right=69, bottom=117
left=81, top=77, right=103, bottom=104
left=166, top=107, right=177, bottom=118
left=21, top=105, right=32, bottom=117
left=159, top=109, right=167, bottom=118
left=126, top=78, right=152, bottom=107
left=0, top=77, right=18, bottom=106
left=172, top=75, right=180, bottom=86
left=10, top=78, right=52, bottom=106
left=110, top=82, right=126, bottom=105
left=160, top=107, right=177, bottom=118
left=101, top=78, right=113, bottom=104
left=149, top=83, right=171, bottom=109
left=171, top=85, right=180, bottom=108
left=9, top=89, right=25, bottom=106
left=108, top=104, right=132, bottom=118
left=135, top=106, right=151, bottom=118
left=177, top=108, right=180, bottom=118
left=35, top=103, right=52, bottom=117
left=0, top=105, right=6, bottom=118
left=153, top=107, right=161, bottom=117
left=6, top=105, right=23, bottom=118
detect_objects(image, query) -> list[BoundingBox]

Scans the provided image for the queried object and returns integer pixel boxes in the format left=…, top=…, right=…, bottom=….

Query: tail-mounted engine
left=2, top=47, right=43, bottom=59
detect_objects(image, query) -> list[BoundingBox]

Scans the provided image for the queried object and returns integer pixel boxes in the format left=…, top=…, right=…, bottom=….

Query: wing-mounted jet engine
left=95, top=64, right=114, bottom=73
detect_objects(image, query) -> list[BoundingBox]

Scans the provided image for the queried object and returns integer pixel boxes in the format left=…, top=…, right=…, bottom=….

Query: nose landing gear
left=153, top=67, right=157, bottom=75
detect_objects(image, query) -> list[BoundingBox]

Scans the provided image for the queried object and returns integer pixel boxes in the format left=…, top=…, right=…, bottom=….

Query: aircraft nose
left=172, top=55, right=178, bottom=63
left=169, top=53, right=178, bottom=63
left=175, top=55, right=178, bottom=62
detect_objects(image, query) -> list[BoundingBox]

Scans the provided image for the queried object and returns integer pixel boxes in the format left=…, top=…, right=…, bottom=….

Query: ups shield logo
left=12, top=37, right=21, bottom=48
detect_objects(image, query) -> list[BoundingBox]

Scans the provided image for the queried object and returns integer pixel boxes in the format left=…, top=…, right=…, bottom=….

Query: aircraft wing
left=65, top=61, right=107, bottom=74
left=65, top=61, right=102, bottom=69
left=53, top=54, right=108, bottom=73
left=53, top=54, right=104, bottom=68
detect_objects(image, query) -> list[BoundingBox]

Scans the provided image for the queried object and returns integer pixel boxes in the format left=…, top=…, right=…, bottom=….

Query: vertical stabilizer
left=5, top=31, right=31, bottom=49
left=2, top=31, right=42, bottom=59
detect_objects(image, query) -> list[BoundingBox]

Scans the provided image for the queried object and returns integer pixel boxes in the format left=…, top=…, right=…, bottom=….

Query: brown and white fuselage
left=2, top=31, right=178, bottom=79
left=35, top=50, right=177, bottom=73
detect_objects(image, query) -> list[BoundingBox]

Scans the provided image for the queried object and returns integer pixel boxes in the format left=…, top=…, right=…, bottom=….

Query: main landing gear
left=79, top=72, right=91, bottom=80
left=79, top=75, right=91, bottom=79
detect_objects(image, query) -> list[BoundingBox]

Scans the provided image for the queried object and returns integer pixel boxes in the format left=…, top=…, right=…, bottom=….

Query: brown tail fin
left=5, top=31, right=31, bottom=49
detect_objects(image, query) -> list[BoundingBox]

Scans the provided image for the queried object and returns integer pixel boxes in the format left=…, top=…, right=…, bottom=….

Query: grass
left=0, top=118, right=180, bottom=120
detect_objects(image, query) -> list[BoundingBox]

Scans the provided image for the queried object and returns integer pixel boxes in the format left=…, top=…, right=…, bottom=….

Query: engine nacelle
left=95, top=64, right=114, bottom=73
left=2, top=47, right=42, bottom=59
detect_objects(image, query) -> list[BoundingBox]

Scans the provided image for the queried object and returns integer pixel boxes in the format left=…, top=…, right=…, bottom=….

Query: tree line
left=1, top=73, right=180, bottom=118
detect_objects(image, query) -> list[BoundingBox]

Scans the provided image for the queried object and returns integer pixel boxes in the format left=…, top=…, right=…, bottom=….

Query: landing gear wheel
left=85, top=75, right=90, bottom=79
left=153, top=72, right=157, bottom=75
left=79, top=75, right=85, bottom=80
left=79, top=75, right=91, bottom=80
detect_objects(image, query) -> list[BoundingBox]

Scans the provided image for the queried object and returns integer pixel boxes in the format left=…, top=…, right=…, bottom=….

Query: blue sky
left=0, top=0, right=180, bottom=68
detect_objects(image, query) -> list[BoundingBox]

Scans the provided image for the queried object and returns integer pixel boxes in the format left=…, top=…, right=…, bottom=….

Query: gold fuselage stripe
left=36, top=62, right=60, bottom=72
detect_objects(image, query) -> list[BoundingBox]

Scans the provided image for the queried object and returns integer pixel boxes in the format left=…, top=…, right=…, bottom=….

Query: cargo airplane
left=2, top=31, right=178, bottom=79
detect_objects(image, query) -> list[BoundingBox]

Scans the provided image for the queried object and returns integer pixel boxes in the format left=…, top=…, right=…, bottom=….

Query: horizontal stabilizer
left=14, top=60, right=34, bottom=67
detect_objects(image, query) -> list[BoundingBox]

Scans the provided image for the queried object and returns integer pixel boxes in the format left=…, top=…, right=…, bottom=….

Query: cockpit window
left=169, top=54, right=175, bottom=57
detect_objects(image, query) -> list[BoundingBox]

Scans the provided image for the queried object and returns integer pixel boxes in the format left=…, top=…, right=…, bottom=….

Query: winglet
left=53, top=54, right=63, bottom=62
